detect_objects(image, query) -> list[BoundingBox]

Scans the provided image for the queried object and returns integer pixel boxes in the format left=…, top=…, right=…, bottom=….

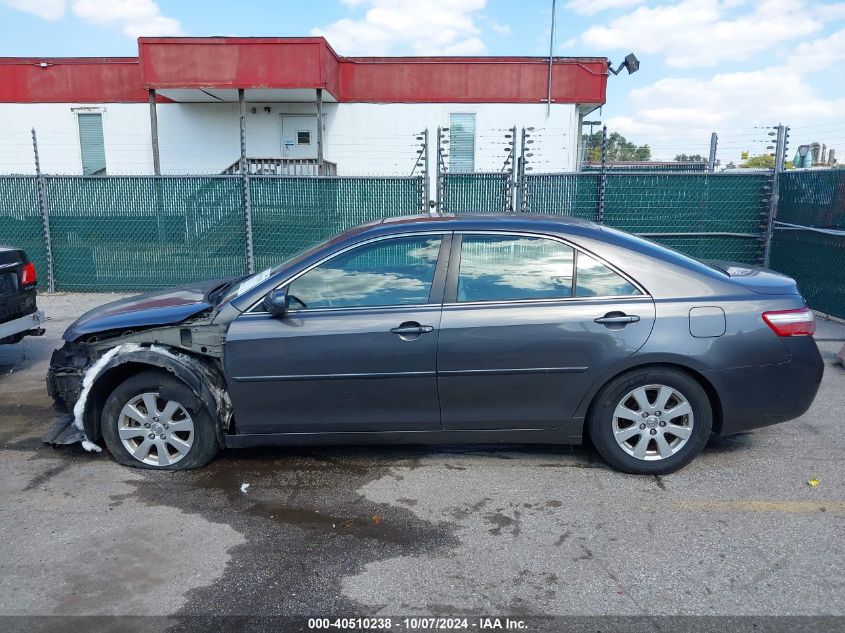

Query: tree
left=583, top=131, right=652, bottom=162
left=740, top=154, right=775, bottom=169
left=674, top=153, right=705, bottom=162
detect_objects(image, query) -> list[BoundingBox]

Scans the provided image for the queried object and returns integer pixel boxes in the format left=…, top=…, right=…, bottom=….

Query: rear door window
left=456, top=235, right=574, bottom=302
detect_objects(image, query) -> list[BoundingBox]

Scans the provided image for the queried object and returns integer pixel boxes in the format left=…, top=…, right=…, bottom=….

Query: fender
left=568, top=351, right=722, bottom=425
left=83, top=345, right=231, bottom=448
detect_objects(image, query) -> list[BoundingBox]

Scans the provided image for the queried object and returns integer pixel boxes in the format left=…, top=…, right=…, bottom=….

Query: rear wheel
left=587, top=367, right=712, bottom=474
left=101, top=371, right=218, bottom=470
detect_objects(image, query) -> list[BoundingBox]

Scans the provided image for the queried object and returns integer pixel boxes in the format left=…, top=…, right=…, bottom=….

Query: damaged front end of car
left=45, top=315, right=235, bottom=453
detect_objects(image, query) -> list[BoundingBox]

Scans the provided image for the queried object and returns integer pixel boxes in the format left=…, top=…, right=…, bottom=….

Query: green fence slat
left=772, top=169, right=845, bottom=319
left=779, top=170, right=845, bottom=228
left=45, top=176, right=248, bottom=291
left=0, top=176, right=47, bottom=279
left=3, top=169, right=840, bottom=318
left=442, top=173, right=510, bottom=213
left=251, top=176, right=423, bottom=271
left=522, top=172, right=772, bottom=265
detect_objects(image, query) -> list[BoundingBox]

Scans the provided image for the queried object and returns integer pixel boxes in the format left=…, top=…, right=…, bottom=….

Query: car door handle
left=594, top=314, right=640, bottom=325
left=390, top=323, right=434, bottom=335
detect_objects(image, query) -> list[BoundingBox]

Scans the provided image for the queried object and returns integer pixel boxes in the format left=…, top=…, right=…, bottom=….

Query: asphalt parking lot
left=1, top=293, right=844, bottom=622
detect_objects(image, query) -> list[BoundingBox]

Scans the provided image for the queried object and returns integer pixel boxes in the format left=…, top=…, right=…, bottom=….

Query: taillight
left=762, top=308, right=815, bottom=337
left=19, top=261, right=36, bottom=286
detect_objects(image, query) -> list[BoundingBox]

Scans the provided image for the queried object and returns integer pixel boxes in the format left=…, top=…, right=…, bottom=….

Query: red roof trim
left=0, top=57, right=154, bottom=103
left=0, top=37, right=608, bottom=105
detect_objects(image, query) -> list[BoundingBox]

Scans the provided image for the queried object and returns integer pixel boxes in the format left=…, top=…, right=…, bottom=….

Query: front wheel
left=101, top=370, right=219, bottom=470
left=587, top=367, right=712, bottom=475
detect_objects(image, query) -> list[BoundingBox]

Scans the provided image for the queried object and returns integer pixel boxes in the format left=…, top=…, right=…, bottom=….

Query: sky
left=1, top=0, right=844, bottom=164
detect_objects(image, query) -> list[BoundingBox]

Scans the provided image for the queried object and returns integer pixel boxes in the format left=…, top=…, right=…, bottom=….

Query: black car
left=0, top=248, right=44, bottom=345
left=47, top=214, right=823, bottom=474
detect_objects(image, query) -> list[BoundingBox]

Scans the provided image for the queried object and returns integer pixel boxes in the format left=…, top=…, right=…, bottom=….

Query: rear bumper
left=0, top=309, right=45, bottom=343
left=705, top=336, right=824, bottom=436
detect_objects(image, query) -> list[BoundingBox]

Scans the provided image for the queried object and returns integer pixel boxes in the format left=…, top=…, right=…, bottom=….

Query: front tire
left=101, top=370, right=219, bottom=470
left=587, top=367, right=712, bottom=475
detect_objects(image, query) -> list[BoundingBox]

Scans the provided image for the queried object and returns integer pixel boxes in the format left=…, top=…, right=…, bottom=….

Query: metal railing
left=223, top=158, right=338, bottom=177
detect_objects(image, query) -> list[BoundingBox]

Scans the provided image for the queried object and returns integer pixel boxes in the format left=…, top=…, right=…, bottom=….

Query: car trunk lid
left=706, top=260, right=800, bottom=295
left=0, top=249, right=27, bottom=298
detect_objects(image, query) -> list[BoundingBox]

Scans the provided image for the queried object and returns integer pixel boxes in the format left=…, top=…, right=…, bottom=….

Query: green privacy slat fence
left=0, top=174, right=423, bottom=292
left=520, top=173, right=599, bottom=219
left=523, top=172, right=772, bottom=264
left=441, top=172, right=511, bottom=213
left=603, top=172, right=771, bottom=263
left=0, top=177, right=46, bottom=278
left=44, top=176, right=248, bottom=291
left=251, top=176, right=424, bottom=271
left=770, top=230, right=845, bottom=319
left=5, top=170, right=840, bottom=314
left=771, top=169, right=845, bottom=319
left=778, top=170, right=845, bottom=228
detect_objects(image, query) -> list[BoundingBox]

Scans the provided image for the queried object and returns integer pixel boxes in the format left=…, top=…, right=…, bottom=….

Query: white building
left=0, top=37, right=608, bottom=182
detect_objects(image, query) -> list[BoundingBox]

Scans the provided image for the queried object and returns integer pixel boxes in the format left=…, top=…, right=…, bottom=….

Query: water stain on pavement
left=126, top=446, right=459, bottom=617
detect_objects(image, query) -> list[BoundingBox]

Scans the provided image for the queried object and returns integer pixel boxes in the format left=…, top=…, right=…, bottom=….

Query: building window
left=449, top=113, right=475, bottom=172
left=76, top=113, right=106, bottom=176
left=297, top=130, right=311, bottom=145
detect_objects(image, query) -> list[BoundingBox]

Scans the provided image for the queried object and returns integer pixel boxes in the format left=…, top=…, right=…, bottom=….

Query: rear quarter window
left=575, top=253, right=641, bottom=297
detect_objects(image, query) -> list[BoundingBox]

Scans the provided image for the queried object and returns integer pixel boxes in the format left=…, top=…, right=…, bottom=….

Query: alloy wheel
left=117, top=392, right=195, bottom=467
left=611, top=384, right=694, bottom=461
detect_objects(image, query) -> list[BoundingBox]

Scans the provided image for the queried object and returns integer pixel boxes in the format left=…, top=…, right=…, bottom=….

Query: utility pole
left=763, top=124, right=786, bottom=268
left=435, top=126, right=444, bottom=212
left=596, top=125, right=608, bottom=224
left=546, top=0, right=556, bottom=117
left=238, top=88, right=255, bottom=274
left=148, top=90, right=161, bottom=175
left=516, top=127, right=528, bottom=212
left=31, top=129, right=55, bottom=293
left=423, top=128, right=430, bottom=213
left=508, top=125, right=517, bottom=212
left=708, top=132, right=718, bottom=172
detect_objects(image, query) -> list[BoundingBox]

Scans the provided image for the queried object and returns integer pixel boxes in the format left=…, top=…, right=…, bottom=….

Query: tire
left=101, top=370, right=219, bottom=470
left=587, top=367, right=712, bottom=475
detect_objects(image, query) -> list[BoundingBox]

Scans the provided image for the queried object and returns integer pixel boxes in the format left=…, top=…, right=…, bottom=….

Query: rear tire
left=587, top=367, right=711, bottom=475
left=101, top=370, right=218, bottom=470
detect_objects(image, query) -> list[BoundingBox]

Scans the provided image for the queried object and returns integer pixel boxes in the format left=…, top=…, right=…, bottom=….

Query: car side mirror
left=262, top=288, right=289, bottom=318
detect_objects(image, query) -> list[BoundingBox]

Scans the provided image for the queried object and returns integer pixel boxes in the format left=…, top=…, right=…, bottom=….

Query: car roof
left=346, top=213, right=601, bottom=238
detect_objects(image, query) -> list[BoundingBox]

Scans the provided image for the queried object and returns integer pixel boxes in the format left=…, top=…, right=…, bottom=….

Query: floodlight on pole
left=608, top=53, right=640, bottom=76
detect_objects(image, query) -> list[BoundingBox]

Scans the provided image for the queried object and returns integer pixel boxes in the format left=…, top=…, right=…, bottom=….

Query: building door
left=281, top=115, right=318, bottom=159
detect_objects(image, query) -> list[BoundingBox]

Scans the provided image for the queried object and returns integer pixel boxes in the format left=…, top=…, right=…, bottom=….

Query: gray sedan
left=46, top=214, right=823, bottom=474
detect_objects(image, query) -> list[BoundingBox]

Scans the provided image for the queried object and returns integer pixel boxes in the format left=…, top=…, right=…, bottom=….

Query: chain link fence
left=442, top=170, right=772, bottom=264
left=600, top=172, right=771, bottom=263
left=770, top=170, right=845, bottom=319
left=251, top=176, right=424, bottom=271
left=438, top=173, right=512, bottom=213
left=0, top=174, right=425, bottom=291
left=0, top=177, right=47, bottom=280
left=2, top=161, right=840, bottom=322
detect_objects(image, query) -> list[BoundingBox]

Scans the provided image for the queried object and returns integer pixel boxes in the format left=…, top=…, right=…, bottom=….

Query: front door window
left=288, top=236, right=443, bottom=310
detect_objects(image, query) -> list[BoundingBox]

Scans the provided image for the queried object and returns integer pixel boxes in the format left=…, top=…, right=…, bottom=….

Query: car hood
left=707, top=260, right=799, bottom=295
left=63, top=278, right=232, bottom=341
